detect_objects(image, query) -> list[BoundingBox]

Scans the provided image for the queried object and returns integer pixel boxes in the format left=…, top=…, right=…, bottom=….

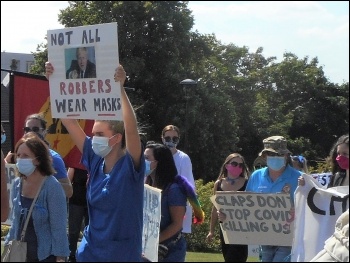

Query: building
left=1, top=52, right=35, bottom=153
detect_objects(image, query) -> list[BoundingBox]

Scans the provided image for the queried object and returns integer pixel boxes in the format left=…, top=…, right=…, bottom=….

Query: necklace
left=226, top=176, right=240, bottom=185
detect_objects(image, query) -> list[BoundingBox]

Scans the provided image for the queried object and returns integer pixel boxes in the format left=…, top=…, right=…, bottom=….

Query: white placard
left=47, top=22, right=122, bottom=120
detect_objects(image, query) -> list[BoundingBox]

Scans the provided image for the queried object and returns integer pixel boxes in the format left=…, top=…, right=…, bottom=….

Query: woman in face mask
left=5, top=132, right=69, bottom=262
left=299, top=134, right=349, bottom=188
left=327, top=134, right=349, bottom=187
left=206, top=153, right=249, bottom=262
left=45, top=62, right=145, bottom=262
left=245, top=136, right=302, bottom=262
left=144, top=143, right=204, bottom=262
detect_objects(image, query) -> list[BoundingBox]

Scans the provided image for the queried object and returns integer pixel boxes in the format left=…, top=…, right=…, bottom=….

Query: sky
left=1, top=1, right=348, bottom=84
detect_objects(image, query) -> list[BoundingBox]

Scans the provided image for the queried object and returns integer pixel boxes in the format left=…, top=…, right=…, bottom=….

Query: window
left=26, top=61, right=34, bottom=72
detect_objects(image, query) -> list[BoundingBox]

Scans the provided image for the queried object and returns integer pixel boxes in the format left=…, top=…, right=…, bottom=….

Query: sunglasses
left=164, top=136, right=179, bottom=143
left=228, top=161, right=244, bottom=168
left=265, top=152, right=284, bottom=157
left=23, top=127, right=43, bottom=133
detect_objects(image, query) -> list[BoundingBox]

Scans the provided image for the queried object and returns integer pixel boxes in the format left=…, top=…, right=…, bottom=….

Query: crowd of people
left=1, top=61, right=348, bottom=262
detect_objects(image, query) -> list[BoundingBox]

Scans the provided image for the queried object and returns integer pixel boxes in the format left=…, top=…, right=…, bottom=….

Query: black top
left=69, top=168, right=89, bottom=206
left=217, top=179, right=248, bottom=191
left=328, top=171, right=346, bottom=188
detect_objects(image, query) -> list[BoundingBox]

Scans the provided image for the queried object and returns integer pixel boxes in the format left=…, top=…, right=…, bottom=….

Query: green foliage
left=186, top=179, right=221, bottom=252
left=30, top=43, right=48, bottom=75
left=28, top=1, right=349, bottom=184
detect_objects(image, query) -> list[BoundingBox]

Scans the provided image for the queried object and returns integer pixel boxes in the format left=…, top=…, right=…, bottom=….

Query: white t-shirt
left=173, top=150, right=195, bottom=233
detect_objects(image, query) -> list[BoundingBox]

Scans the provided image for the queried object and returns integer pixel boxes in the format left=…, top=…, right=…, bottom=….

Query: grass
left=186, top=252, right=259, bottom=262
left=2, top=242, right=259, bottom=262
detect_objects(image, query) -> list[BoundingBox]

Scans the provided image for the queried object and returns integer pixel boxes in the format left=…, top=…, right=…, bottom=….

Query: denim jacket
left=5, top=176, right=69, bottom=261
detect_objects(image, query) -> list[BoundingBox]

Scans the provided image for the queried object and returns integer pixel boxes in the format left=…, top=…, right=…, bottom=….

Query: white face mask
left=16, top=158, right=36, bottom=176
left=92, top=135, right=117, bottom=158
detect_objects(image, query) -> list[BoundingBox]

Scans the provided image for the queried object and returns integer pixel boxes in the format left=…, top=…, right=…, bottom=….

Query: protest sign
left=142, top=184, right=162, bottom=262
left=47, top=22, right=122, bottom=120
left=291, top=174, right=349, bottom=262
left=210, top=192, right=294, bottom=246
left=3, top=163, right=17, bottom=226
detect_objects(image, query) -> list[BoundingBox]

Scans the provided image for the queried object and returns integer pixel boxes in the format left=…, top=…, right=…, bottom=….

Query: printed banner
left=210, top=192, right=294, bottom=246
left=11, top=72, right=94, bottom=169
left=47, top=22, right=122, bottom=120
left=291, top=174, right=349, bottom=262
left=142, top=184, right=162, bottom=262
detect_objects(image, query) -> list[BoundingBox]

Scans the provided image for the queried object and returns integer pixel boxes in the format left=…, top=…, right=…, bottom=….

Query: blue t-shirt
left=49, top=149, right=67, bottom=180
left=77, top=136, right=145, bottom=262
left=160, top=183, right=187, bottom=235
left=246, top=165, right=302, bottom=205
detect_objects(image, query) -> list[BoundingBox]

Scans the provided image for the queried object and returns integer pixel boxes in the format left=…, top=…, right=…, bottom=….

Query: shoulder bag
left=1, top=177, right=46, bottom=262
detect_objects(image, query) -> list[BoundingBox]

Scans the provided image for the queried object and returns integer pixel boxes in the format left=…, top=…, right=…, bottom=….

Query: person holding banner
left=291, top=155, right=309, bottom=173
left=246, top=136, right=301, bottom=262
left=46, top=62, right=145, bottom=262
left=144, top=143, right=204, bottom=262
left=5, top=132, right=69, bottom=262
left=298, top=134, right=349, bottom=188
left=327, top=134, right=349, bottom=187
left=1, top=124, right=9, bottom=222
left=206, top=153, right=249, bottom=262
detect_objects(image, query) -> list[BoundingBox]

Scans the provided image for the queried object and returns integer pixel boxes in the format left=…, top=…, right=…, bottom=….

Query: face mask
left=225, top=164, right=242, bottom=178
left=145, top=160, right=155, bottom=176
left=164, top=141, right=177, bottom=149
left=1, top=134, right=6, bottom=144
left=16, top=158, right=36, bottom=176
left=336, top=155, right=349, bottom=170
left=92, top=136, right=113, bottom=158
left=267, top=156, right=285, bottom=171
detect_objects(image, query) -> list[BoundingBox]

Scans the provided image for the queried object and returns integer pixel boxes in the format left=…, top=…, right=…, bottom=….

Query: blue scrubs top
left=77, top=136, right=145, bottom=262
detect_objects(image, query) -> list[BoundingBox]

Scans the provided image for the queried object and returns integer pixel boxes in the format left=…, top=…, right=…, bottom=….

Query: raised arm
left=114, top=65, right=142, bottom=169
left=45, top=62, right=86, bottom=153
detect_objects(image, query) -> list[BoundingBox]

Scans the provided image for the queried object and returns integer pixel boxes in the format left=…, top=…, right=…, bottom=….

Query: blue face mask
left=1, top=133, right=6, bottom=144
left=16, top=158, right=36, bottom=176
left=92, top=136, right=115, bottom=158
left=267, top=156, right=285, bottom=171
left=145, top=160, right=154, bottom=176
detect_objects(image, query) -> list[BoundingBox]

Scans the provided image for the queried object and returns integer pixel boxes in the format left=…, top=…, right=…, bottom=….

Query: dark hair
left=14, top=132, right=56, bottom=177
left=145, top=143, right=178, bottom=190
left=329, top=134, right=349, bottom=175
left=25, top=113, right=47, bottom=129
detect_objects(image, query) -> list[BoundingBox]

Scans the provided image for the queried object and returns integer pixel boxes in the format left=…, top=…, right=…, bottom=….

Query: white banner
left=310, top=172, right=332, bottom=187
left=142, top=184, right=162, bottom=262
left=291, top=174, right=349, bottom=262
